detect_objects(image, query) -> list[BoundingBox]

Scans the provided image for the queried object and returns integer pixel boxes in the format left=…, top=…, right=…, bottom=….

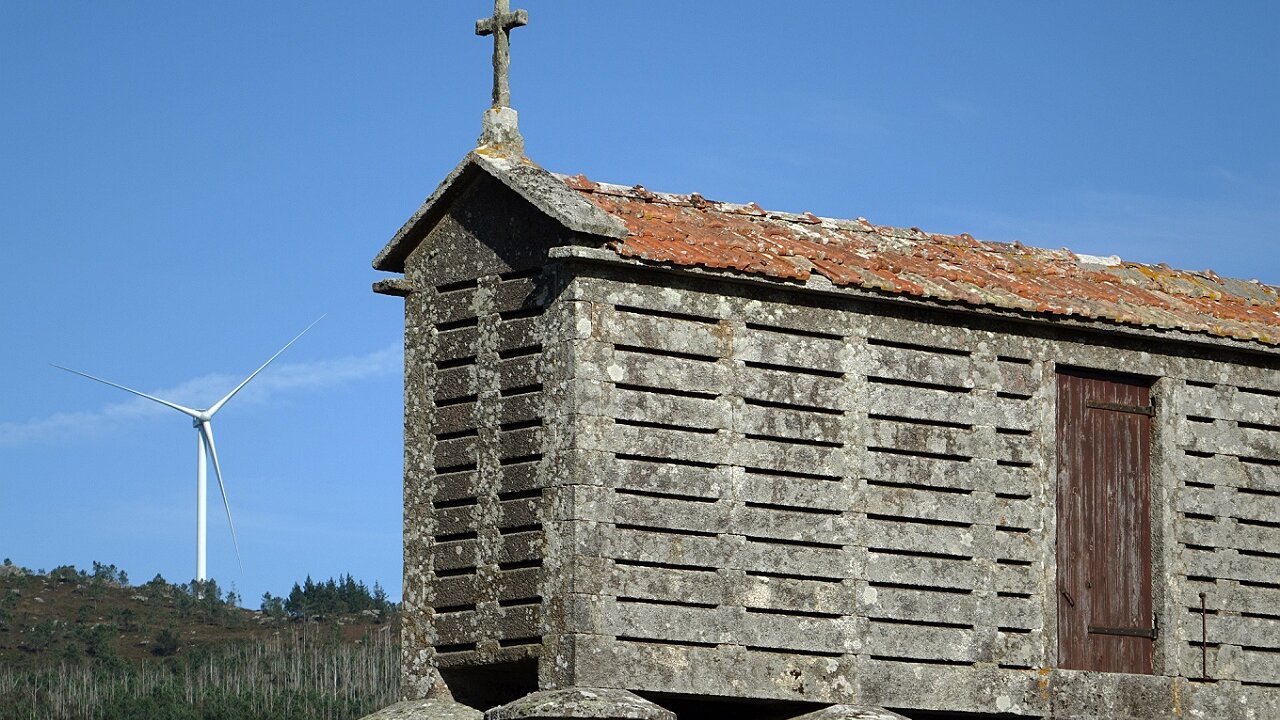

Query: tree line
left=261, top=574, right=395, bottom=621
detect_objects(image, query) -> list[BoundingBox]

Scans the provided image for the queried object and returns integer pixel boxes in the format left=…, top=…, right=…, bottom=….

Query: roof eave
left=548, top=245, right=1280, bottom=357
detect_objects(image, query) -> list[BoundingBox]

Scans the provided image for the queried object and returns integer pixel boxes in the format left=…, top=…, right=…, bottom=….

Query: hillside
left=0, top=560, right=400, bottom=719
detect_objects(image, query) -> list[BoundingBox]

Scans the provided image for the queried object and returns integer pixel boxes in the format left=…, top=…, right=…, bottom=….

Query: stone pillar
left=790, top=706, right=910, bottom=720
left=485, top=688, right=674, bottom=720
left=358, top=698, right=483, bottom=720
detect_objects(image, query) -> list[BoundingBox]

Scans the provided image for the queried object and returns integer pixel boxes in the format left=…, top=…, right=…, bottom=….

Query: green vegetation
left=0, top=560, right=400, bottom=720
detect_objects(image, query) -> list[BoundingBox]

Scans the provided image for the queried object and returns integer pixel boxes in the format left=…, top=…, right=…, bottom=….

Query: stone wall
left=535, top=262, right=1280, bottom=717
left=391, top=226, right=1280, bottom=715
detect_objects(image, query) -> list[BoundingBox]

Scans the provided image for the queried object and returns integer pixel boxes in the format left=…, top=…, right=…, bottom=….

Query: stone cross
left=475, top=0, right=528, bottom=110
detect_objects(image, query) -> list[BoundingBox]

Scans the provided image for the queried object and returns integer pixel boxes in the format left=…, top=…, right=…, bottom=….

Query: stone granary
left=365, top=6, right=1280, bottom=720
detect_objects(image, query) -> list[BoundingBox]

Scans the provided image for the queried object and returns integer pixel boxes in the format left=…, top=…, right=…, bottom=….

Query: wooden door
left=1056, top=369, right=1154, bottom=674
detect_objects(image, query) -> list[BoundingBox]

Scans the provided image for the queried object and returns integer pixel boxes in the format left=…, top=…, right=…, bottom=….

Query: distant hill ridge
left=0, top=559, right=400, bottom=720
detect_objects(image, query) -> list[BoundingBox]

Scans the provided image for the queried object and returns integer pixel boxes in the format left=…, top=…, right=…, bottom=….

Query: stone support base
left=791, top=707, right=910, bottom=720
left=478, top=107, right=524, bottom=156
left=485, top=688, right=675, bottom=720
left=358, top=698, right=484, bottom=720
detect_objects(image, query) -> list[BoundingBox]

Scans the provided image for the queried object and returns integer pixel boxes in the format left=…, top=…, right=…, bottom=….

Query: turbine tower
left=55, top=318, right=322, bottom=582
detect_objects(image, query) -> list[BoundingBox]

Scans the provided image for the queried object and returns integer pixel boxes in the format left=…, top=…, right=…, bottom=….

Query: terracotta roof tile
left=561, top=175, right=1280, bottom=347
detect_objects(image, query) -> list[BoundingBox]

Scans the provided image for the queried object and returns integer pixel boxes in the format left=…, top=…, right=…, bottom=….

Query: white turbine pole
left=197, top=429, right=208, bottom=583
left=53, top=315, right=322, bottom=585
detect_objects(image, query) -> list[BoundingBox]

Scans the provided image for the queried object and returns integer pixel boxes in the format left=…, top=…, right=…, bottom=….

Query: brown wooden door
left=1056, top=369, right=1154, bottom=674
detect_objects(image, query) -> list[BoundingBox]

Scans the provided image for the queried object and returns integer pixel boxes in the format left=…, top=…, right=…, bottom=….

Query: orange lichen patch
left=564, top=175, right=1280, bottom=346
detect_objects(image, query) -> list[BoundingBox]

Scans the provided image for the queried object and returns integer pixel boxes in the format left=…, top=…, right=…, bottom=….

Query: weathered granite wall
left=385, top=184, right=1280, bottom=717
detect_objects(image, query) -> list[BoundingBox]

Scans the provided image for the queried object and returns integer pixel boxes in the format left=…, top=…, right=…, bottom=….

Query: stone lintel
left=485, top=688, right=674, bottom=720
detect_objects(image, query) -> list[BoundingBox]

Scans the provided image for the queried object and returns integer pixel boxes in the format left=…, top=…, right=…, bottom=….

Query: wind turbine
left=54, top=317, right=322, bottom=583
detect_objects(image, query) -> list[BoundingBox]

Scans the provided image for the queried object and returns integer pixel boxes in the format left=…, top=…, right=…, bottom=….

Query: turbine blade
left=207, top=315, right=324, bottom=417
left=199, top=421, right=242, bottom=571
left=52, top=364, right=201, bottom=418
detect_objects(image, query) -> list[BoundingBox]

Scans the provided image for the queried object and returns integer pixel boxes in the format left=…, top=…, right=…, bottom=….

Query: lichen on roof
left=560, top=173, right=1280, bottom=347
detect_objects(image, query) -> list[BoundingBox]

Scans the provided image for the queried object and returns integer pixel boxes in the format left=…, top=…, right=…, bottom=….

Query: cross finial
left=476, top=0, right=528, bottom=110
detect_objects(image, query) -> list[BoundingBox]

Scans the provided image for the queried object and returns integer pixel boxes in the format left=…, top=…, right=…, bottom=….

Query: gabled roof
left=371, top=151, right=627, bottom=273
left=374, top=154, right=1279, bottom=347
left=562, top=174, right=1280, bottom=348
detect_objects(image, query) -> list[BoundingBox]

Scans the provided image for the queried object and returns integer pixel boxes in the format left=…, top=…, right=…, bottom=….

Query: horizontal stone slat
left=735, top=575, right=851, bottom=616
left=864, top=622, right=977, bottom=663
left=734, top=330, right=845, bottom=374
left=599, top=424, right=727, bottom=467
left=592, top=350, right=729, bottom=395
left=432, top=567, right=543, bottom=608
left=434, top=402, right=477, bottom=433
left=430, top=539, right=478, bottom=572
left=1177, top=645, right=1280, bottom=685
left=615, top=493, right=730, bottom=534
left=613, top=564, right=724, bottom=607
left=741, top=405, right=845, bottom=444
left=496, top=604, right=541, bottom=639
left=431, top=290, right=478, bottom=325
left=1180, top=580, right=1280, bottom=617
left=865, top=421, right=1039, bottom=466
left=1174, top=384, right=1280, bottom=426
left=736, top=366, right=845, bottom=411
left=864, top=552, right=979, bottom=591
left=1179, top=420, right=1280, bottom=462
left=608, top=602, right=730, bottom=645
left=493, top=275, right=540, bottom=311
left=496, top=316, right=542, bottom=353
left=608, top=527, right=729, bottom=570
left=597, top=306, right=726, bottom=358
left=569, top=635, right=855, bottom=703
left=731, top=505, right=845, bottom=546
left=857, top=519, right=976, bottom=558
left=434, top=436, right=479, bottom=470
left=498, top=496, right=542, bottom=529
left=865, top=383, right=1037, bottom=430
left=1178, top=485, right=1280, bottom=524
left=862, top=452, right=1035, bottom=496
left=731, top=437, right=848, bottom=477
left=433, top=470, right=481, bottom=504
left=736, top=539, right=847, bottom=579
left=611, top=457, right=727, bottom=500
left=1179, top=453, right=1280, bottom=494
left=499, top=427, right=542, bottom=460
left=499, top=461, right=544, bottom=495
left=1183, top=547, right=1280, bottom=584
left=865, top=345, right=975, bottom=390
left=435, top=365, right=478, bottom=403
left=740, top=472, right=850, bottom=512
left=498, top=355, right=541, bottom=390
left=861, top=486, right=1040, bottom=530
left=862, top=585, right=1041, bottom=630
left=434, top=327, right=478, bottom=363
left=434, top=609, right=480, bottom=644
left=1178, top=613, right=1280, bottom=650
left=433, top=506, right=475, bottom=538
left=496, top=531, right=544, bottom=566
left=739, top=611, right=857, bottom=654
left=610, top=387, right=728, bottom=431
left=1177, top=517, right=1280, bottom=556
left=500, top=393, right=543, bottom=426
left=433, top=574, right=477, bottom=608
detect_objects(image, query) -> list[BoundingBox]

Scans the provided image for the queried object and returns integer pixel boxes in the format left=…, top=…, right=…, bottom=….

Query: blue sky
left=1, top=2, right=1276, bottom=606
